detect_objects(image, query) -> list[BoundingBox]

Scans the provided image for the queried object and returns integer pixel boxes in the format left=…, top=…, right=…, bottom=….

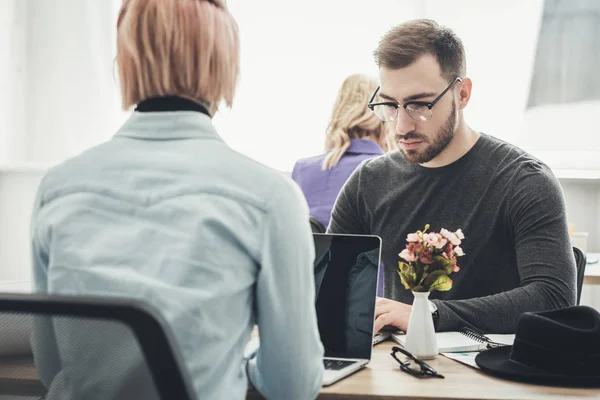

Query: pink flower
left=453, top=264, right=460, bottom=272
left=455, top=229, right=465, bottom=240
left=419, top=251, right=433, bottom=264
left=442, top=250, right=454, bottom=260
left=424, top=233, right=447, bottom=249
left=440, top=228, right=461, bottom=246
left=440, top=228, right=452, bottom=239
left=406, top=233, right=420, bottom=243
left=454, top=246, right=465, bottom=257
left=407, top=242, right=423, bottom=253
left=399, top=248, right=418, bottom=262
left=443, top=242, right=453, bottom=254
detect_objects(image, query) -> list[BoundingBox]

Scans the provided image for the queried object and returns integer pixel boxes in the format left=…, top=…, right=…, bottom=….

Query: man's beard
left=399, top=101, right=457, bottom=165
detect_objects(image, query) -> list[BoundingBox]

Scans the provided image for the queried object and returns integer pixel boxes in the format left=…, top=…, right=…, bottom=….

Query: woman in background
left=292, top=74, right=395, bottom=229
left=30, top=1, right=323, bottom=399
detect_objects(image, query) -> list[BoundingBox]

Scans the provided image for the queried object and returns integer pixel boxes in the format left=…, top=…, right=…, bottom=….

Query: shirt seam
left=39, top=186, right=270, bottom=212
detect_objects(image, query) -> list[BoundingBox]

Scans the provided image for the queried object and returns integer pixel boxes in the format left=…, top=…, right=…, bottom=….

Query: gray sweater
left=328, top=133, right=576, bottom=333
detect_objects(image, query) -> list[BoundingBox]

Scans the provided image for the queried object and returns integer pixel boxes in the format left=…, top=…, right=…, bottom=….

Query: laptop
left=313, top=233, right=383, bottom=386
left=373, top=330, right=391, bottom=345
left=243, top=233, right=384, bottom=386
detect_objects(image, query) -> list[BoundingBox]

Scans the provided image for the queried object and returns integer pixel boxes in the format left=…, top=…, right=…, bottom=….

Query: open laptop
left=313, top=233, right=383, bottom=386
left=244, top=233, right=384, bottom=386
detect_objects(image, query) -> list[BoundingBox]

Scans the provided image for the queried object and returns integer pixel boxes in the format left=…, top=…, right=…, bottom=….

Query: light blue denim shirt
left=30, top=110, right=324, bottom=400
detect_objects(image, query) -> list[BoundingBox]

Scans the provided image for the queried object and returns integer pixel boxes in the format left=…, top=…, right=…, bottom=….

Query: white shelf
left=553, top=169, right=600, bottom=180
left=0, top=163, right=53, bottom=173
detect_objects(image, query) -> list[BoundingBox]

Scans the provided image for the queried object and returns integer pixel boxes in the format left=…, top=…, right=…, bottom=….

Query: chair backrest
left=0, top=293, right=195, bottom=400
left=309, top=216, right=326, bottom=233
left=573, top=246, right=587, bottom=305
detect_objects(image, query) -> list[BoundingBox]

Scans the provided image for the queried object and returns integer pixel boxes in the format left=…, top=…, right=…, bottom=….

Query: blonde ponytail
left=321, top=74, right=391, bottom=170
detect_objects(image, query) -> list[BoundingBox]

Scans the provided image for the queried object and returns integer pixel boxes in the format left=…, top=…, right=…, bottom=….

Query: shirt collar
left=114, top=111, right=223, bottom=141
left=346, top=139, right=384, bottom=155
left=135, top=96, right=210, bottom=115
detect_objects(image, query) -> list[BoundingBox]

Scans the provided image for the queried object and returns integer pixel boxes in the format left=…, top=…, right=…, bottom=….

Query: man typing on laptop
left=328, top=20, right=576, bottom=335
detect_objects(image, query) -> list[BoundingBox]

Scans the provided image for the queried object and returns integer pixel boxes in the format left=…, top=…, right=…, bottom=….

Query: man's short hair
left=374, top=19, right=466, bottom=82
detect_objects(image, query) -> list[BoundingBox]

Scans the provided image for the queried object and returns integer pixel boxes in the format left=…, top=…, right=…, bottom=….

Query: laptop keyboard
left=323, top=359, right=357, bottom=370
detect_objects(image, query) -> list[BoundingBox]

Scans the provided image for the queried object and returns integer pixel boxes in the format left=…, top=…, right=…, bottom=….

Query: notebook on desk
left=391, top=332, right=515, bottom=353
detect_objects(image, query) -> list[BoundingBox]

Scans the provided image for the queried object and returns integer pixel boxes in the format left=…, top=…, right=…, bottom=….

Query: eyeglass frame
left=367, top=76, right=463, bottom=122
left=390, top=346, right=445, bottom=379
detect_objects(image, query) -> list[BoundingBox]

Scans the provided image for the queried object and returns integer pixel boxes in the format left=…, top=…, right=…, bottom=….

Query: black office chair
left=309, top=216, right=326, bottom=233
left=573, top=246, right=587, bottom=305
left=0, top=293, right=196, bottom=400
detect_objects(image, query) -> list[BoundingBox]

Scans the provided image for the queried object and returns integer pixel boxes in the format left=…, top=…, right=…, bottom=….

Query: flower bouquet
left=398, top=224, right=466, bottom=359
left=398, top=224, right=465, bottom=293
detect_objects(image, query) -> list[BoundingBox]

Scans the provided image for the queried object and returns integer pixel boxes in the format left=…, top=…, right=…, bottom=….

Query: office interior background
left=0, top=0, right=598, bottom=307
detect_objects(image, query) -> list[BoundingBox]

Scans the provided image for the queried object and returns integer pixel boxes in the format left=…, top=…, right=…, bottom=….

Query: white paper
left=486, top=334, right=515, bottom=346
left=442, top=351, right=481, bottom=368
left=441, top=334, right=515, bottom=369
left=392, top=332, right=515, bottom=353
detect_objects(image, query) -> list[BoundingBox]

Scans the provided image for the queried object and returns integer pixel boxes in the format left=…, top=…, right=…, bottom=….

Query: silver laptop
left=313, top=233, right=383, bottom=386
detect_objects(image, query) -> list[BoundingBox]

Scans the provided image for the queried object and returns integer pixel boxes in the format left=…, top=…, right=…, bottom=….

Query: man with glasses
left=328, top=19, right=576, bottom=334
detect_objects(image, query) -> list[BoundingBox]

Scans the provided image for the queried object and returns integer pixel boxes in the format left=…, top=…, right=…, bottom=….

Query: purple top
left=292, top=139, right=384, bottom=228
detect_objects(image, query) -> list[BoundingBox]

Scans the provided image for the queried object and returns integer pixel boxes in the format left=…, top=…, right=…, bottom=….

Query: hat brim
left=475, top=346, right=600, bottom=388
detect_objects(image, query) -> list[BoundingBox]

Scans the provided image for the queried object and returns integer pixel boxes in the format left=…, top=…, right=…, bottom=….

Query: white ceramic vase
left=404, top=291, right=438, bottom=360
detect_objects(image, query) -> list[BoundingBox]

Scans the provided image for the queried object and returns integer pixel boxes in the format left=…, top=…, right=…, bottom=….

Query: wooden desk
left=248, top=341, right=600, bottom=400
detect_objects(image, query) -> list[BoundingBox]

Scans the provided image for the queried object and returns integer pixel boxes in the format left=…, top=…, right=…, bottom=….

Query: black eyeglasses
left=368, top=77, right=462, bottom=122
left=390, top=346, right=445, bottom=379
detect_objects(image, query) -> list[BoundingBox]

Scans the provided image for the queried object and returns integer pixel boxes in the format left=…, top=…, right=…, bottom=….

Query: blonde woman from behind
left=292, top=74, right=396, bottom=229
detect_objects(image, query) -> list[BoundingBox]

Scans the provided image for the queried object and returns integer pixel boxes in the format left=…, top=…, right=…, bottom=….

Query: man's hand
left=374, top=297, right=412, bottom=333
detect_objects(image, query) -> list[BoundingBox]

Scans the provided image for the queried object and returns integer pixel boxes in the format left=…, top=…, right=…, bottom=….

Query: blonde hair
left=116, top=0, right=239, bottom=111
left=322, top=74, right=395, bottom=170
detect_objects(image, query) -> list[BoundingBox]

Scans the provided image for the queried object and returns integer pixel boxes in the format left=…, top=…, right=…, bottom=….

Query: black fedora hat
left=475, top=306, right=600, bottom=387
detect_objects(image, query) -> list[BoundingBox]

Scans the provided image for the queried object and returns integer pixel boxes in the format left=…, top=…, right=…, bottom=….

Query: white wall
left=424, top=0, right=544, bottom=145
left=560, top=180, right=600, bottom=252
left=0, top=168, right=45, bottom=282
left=211, top=0, right=544, bottom=171
left=213, top=0, right=423, bottom=172
left=518, top=101, right=600, bottom=172
left=0, top=0, right=28, bottom=163
left=23, top=0, right=124, bottom=164
left=2, top=0, right=545, bottom=170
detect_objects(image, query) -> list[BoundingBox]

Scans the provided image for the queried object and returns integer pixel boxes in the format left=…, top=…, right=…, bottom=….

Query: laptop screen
left=313, top=233, right=382, bottom=360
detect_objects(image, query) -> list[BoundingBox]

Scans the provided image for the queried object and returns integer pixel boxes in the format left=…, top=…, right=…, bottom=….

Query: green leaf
left=400, top=270, right=417, bottom=289
left=416, top=264, right=431, bottom=287
left=429, top=275, right=453, bottom=292
left=422, top=270, right=447, bottom=288
left=398, top=261, right=411, bottom=273
left=432, top=255, right=457, bottom=274
left=412, top=285, right=428, bottom=293
left=397, top=262, right=417, bottom=290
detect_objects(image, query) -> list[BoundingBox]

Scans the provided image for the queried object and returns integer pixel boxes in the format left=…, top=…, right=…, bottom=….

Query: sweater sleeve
left=433, top=162, right=577, bottom=333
